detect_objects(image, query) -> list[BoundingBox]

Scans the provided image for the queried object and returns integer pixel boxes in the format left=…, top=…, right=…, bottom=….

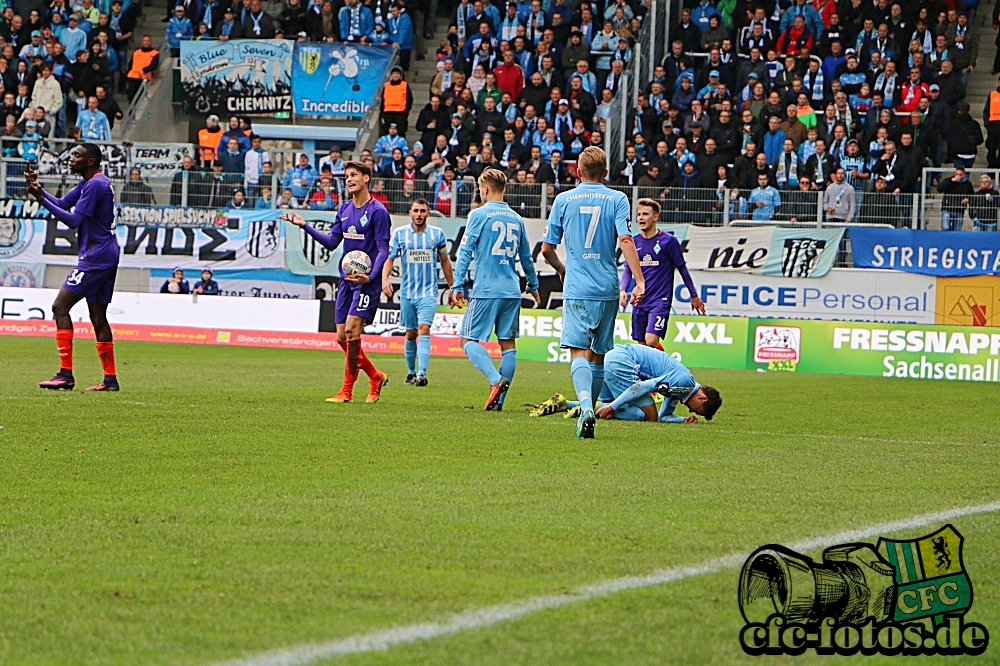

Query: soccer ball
left=341, top=250, right=372, bottom=276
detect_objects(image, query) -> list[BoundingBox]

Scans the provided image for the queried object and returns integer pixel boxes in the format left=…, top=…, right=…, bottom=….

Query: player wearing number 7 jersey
left=541, top=146, right=646, bottom=438
left=449, top=168, right=540, bottom=411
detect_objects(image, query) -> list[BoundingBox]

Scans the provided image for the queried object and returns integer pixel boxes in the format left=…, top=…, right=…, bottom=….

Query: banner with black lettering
left=180, top=40, right=292, bottom=116
left=663, top=225, right=845, bottom=278
left=129, top=143, right=197, bottom=176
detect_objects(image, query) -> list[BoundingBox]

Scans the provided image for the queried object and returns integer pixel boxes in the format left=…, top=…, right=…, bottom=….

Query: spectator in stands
left=243, top=135, right=269, bottom=199
left=748, top=171, right=781, bottom=220
left=241, top=0, right=276, bottom=37
left=160, top=268, right=190, bottom=294
left=970, top=175, right=1000, bottom=231
left=380, top=66, right=412, bottom=136
left=215, top=5, right=241, bottom=38
left=76, top=95, right=111, bottom=141
left=255, top=186, right=274, bottom=208
left=308, top=175, right=339, bottom=210
left=166, top=5, right=193, bottom=55
left=388, top=3, right=414, bottom=70
left=121, top=168, right=156, bottom=206
left=29, top=64, right=60, bottom=137
left=120, top=30, right=155, bottom=94
left=824, top=167, right=856, bottom=222
left=193, top=269, right=220, bottom=295
left=219, top=136, right=246, bottom=181
left=94, top=86, right=123, bottom=131
left=374, top=122, right=409, bottom=169
left=319, top=146, right=345, bottom=176
left=339, top=0, right=374, bottom=42
left=228, top=188, right=248, bottom=209
left=218, top=116, right=250, bottom=153
left=947, top=103, right=983, bottom=168
left=937, top=166, right=974, bottom=230
left=283, top=153, right=319, bottom=201
left=198, top=114, right=223, bottom=165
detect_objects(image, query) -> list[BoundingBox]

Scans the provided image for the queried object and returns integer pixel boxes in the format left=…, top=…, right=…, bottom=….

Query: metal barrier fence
left=920, top=167, right=1000, bottom=231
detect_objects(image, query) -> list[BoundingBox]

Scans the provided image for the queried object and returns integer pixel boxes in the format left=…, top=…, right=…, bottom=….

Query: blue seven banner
left=180, top=40, right=293, bottom=115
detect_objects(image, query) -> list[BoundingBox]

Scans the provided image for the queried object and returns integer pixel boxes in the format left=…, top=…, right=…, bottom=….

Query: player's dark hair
left=344, top=160, right=372, bottom=180
left=636, top=197, right=660, bottom=216
left=701, top=385, right=722, bottom=421
left=81, top=142, right=102, bottom=165
left=411, top=197, right=430, bottom=208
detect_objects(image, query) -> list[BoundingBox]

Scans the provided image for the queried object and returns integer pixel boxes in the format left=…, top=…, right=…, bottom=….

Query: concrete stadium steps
left=402, top=17, right=452, bottom=144
left=966, top=10, right=998, bottom=167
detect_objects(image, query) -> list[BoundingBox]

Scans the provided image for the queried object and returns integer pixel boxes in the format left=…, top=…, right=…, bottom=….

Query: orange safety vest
left=127, top=48, right=159, bottom=80
left=382, top=80, right=408, bottom=113
left=198, top=127, right=221, bottom=163
left=990, top=91, right=1000, bottom=123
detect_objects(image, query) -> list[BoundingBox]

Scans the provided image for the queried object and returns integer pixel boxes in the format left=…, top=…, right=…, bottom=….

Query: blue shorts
left=400, top=296, right=437, bottom=330
left=62, top=265, right=117, bottom=305
left=560, top=299, right=619, bottom=354
left=460, top=297, right=520, bottom=341
left=605, top=346, right=654, bottom=408
left=631, top=304, right=671, bottom=341
left=335, top=280, right=380, bottom=324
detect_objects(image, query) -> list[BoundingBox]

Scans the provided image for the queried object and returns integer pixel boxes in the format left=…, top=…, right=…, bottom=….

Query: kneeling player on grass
left=448, top=168, right=540, bottom=411
left=30, top=144, right=121, bottom=392
left=594, top=344, right=721, bottom=423
left=282, top=161, right=390, bottom=403
left=620, top=198, right=705, bottom=349
left=381, top=198, right=454, bottom=386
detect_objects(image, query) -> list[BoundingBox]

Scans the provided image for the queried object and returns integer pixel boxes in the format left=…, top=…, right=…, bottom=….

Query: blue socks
left=589, top=361, right=605, bottom=406
left=405, top=338, right=417, bottom=375
left=417, top=335, right=431, bottom=376
left=463, top=341, right=501, bottom=385
left=498, top=348, right=517, bottom=405
left=571, top=356, right=594, bottom=414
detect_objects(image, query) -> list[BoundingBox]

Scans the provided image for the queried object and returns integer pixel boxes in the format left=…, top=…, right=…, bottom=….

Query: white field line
left=213, top=500, right=1000, bottom=666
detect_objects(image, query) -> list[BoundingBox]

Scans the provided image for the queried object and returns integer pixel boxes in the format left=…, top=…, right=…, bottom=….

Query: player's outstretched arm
left=280, top=211, right=344, bottom=251
left=439, top=251, right=456, bottom=293
left=619, top=234, right=645, bottom=305
left=517, top=221, right=540, bottom=307
left=381, top=256, right=395, bottom=298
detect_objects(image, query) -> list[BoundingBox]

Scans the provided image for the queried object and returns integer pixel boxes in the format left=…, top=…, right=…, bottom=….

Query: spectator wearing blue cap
left=193, top=269, right=220, bottom=295
left=160, top=268, right=191, bottom=294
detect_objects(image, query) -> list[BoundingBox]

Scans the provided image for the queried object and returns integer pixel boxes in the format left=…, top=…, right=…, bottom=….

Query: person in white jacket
left=29, top=64, right=63, bottom=138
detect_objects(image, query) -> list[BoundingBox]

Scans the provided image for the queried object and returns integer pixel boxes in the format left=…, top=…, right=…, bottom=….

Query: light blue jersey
left=451, top=201, right=539, bottom=299
left=389, top=223, right=448, bottom=299
left=543, top=182, right=632, bottom=300
left=604, top=344, right=700, bottom=423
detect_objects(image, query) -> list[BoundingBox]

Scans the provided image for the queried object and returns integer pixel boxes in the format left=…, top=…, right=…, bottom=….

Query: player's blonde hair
left=478, top=167, right=508, bottom=193
left=577, top=146, right=608, bottom=180
left=636, top=197, right=661, bottom=216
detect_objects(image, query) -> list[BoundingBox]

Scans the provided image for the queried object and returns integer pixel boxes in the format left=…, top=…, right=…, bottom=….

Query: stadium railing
left=919, top=167, right=1000, bottom=231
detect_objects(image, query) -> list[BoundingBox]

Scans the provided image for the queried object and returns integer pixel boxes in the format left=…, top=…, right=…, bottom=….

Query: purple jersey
left=42, top=173, right=118, bottom=270
left=333, top=197, right=391, bottom=278
left=624, top=231, right=695, bottom=306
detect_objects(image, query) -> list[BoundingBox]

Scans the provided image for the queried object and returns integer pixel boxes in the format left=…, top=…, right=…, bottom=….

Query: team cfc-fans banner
left=128, top=143, right=197, bottom=176
left=180, top=40, right=293, bottom=116
left=850, top=227, right=1000, bottom=277
left=292, top=44, right=395, bottom=118
left=661, top=225, right=845, bottom=278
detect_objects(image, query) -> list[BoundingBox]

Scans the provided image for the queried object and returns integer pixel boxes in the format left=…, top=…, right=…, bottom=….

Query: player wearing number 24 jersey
left=449, top=168, right=539, bottom=412
left=541, top=147, right=646, bottom=439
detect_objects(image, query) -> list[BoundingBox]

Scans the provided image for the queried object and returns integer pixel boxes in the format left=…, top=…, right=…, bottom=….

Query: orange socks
left=56, top=329, right=73, bottom=372
left=357, top=347, right=379, bottom=378
left=96, top=341, right=116, bottom=377
left=342, top=340, right=359, bottom=384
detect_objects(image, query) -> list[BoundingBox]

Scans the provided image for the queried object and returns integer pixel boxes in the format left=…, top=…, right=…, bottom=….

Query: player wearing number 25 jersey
left=541, top=147, right=645, bottom=438
left=450, top=169, right=539, bottom=411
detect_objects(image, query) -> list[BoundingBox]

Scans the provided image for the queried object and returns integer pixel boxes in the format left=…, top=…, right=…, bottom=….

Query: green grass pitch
left=2, top=337, right=999, bottom=665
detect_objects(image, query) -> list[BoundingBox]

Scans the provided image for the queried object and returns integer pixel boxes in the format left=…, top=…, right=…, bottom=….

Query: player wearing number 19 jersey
left=449, top=168, right=539, bottom=411
left=541, top=146, right=645, bottom=438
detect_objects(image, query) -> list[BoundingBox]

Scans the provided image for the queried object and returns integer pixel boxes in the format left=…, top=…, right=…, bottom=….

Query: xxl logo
left=673, top=321, right=734, bottom=344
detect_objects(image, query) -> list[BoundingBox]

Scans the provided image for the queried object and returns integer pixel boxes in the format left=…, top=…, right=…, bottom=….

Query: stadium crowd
left=171, top=0, right=1000, bottom=227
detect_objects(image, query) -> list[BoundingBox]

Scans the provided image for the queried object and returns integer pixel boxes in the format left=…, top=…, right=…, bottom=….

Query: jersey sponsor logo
left=640, top=253, right=659, bottom=267
left=344, top=224, right=365, bottom=240
left=245, top=217, right=281, bottom=258
left=407, top=248, right=433, bottom=263
left=0, top=217, right=32, bottom=259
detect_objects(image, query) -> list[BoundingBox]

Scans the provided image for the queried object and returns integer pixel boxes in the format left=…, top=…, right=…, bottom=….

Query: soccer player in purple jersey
left=282, top=161, right=391, bottom=403
left=619, top=198, right=705, bottom=349
left=29, top=144, right=121, bottom=391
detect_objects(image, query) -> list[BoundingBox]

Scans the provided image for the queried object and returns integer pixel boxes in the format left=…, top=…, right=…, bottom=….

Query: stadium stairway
left=402, top=17, right=452, bottom=147
left=968, top=9, right=998, bottom=168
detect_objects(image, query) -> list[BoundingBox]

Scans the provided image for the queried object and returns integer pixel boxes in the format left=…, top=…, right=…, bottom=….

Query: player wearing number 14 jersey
left=541, top=147, right=645, bottom=438
left=449, top=168, right=539, bottom=411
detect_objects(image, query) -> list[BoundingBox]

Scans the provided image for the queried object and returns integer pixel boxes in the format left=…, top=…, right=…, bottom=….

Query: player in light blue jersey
left=540, top=146, right=646, bottom=438
left=449, top=168, right=540, bottom=411
left=594, top=344, right=722, bottom=423
left=381, top=198, right=455, bottom=386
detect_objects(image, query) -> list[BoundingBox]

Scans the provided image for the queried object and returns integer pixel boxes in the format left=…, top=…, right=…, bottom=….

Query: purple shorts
left=631, top=304, right=670, bottom=341
left=335, top=279, right=380, bottom=324
left=62, top=265, right=118, bottom=305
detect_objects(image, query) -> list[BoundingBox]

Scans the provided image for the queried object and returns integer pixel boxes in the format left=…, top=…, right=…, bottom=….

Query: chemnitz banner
left=851, top=227, right=1000, bottom=277
left=292, top=43, right=395, bottom=118
left=660, top=225, right=845, bottom=278
left=180, top=40, right=292, bottom=116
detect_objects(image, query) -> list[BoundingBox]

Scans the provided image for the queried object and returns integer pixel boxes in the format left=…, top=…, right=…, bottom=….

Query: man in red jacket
left=494, top=49, right=525, bottom=100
